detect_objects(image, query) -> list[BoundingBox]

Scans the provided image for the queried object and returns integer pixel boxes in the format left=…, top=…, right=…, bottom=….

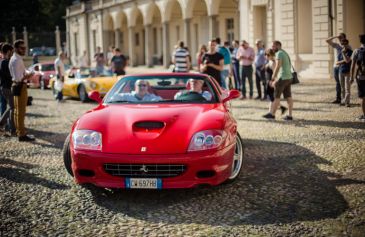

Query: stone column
left=128, top=26, right=136, bottom=66
left=23, top=27, right=29, bottom=56
left=162, top=22, right=170, bottom=68
left=144, top=24, right=153, bottom=67
left=208, top=15, right=217, bottom=39
left=55, top=26, right=62, bottom=53
left=115, top=29, right=121, bottom=49
left=183, top=18, right=191, bottom=48
left=12, top=27, right=16, bottom=43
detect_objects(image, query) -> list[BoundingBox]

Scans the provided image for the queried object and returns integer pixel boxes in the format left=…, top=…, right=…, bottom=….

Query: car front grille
left=103, top=163, right=187, bottom=178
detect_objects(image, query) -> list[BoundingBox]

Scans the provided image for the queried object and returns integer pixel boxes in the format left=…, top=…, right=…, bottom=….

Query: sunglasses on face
left=137, top=84, right=147, bottom=88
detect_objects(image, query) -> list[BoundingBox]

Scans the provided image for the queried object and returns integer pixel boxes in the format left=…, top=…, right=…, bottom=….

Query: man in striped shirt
left=172, top=41, right=190, bottom=73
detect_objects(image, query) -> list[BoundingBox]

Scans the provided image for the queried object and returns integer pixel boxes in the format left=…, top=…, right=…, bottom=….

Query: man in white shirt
left=9, top=40, right=35, bottom=141
left=54, top=51, right=66, bottom=102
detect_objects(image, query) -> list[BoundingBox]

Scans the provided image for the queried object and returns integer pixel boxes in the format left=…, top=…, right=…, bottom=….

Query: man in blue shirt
left=216, top=38, right=232, bottom=89
left=255, top=40, right=267, bottom=100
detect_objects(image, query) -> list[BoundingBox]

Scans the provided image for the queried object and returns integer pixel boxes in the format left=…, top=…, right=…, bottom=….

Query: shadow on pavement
left=238, top=117, right=365, bottom=130
left=27, top=128, right=68, bottom=149
left=83, top=139, right=357, bottom=226
left=25, top=112, right=54, bottom=118
left=0, top=158, right=69, bottom=190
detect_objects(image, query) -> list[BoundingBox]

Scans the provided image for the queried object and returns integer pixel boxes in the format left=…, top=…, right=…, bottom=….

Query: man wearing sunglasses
left=9, top=40, right=35, bottom=141
left=113, top=80, right=162, bottom=102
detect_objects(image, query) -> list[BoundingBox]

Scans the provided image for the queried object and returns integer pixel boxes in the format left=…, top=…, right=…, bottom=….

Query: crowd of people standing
left=172, top=37, right=295, bottom=120
left=171, top=34, right=365, bottom=121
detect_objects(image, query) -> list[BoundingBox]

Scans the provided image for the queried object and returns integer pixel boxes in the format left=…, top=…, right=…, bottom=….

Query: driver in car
left=174, top=79, right=212, bottom=101
left=113, top=80, right=162, bottom=102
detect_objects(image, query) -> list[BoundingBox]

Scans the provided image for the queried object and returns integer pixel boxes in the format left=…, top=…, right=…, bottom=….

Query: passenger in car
left=174, top=79, right=212, bottom=101
left=113, top=80, right=162, bottom=102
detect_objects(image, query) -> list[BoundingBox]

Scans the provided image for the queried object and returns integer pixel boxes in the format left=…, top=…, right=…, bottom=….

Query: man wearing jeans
left=255, top=40, right=267, bottom=100
left=263, top=41, right=293, bottom=120
left=326, top=33, right=349, bottom=104
left=9, top=40, right=35, bottom=141
left=236, top=40, right=255, bottom=99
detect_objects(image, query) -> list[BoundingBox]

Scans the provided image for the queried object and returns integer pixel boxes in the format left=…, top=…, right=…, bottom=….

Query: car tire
left=78, top=84, right=89, bottom=102
left=51, top=82, right=57, bottom=98
left=63, top=134, right=74, bottom=177
left=225, top=132, right=244, bottom=183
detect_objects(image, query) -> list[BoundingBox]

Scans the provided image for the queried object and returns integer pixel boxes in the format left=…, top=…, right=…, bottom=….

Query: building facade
left=66, top=0, right=365, bottom=78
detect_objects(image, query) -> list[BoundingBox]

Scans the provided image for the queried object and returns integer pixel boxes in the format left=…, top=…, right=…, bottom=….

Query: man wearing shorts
left=263, top=41, right=293, bottom=120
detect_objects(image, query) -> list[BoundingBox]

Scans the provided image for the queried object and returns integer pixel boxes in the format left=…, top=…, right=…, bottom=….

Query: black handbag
left=11, top=83, right=22, bottom=96
left=292, top=71, right=300, bottom=84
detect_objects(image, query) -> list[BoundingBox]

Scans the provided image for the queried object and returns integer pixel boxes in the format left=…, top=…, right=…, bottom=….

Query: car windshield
left=75, top=68, right=113, bottom=79
left=41, top=64, right=55, bottom=71
left=104, top=75, right=219, bottom=104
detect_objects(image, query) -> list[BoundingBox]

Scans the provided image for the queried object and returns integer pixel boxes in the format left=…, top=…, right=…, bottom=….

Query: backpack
left=356, top=47, right=365, bottom=76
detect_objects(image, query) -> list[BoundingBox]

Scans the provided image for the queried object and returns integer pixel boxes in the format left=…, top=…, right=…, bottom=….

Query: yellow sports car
left=50, top=67, right=120, bottom=102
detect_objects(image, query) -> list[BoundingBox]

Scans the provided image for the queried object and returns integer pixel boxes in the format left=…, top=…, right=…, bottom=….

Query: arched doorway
left=168, top=0, right=184, bottom=58
left=150, top=4, right=163, bottom=65
left=134, top=9, right=145, bottom=65
left=191, top=0, right=209, bottom=65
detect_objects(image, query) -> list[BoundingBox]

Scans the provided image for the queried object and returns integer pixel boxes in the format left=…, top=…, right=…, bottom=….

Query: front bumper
left=71, top=144, right=235, bottom=189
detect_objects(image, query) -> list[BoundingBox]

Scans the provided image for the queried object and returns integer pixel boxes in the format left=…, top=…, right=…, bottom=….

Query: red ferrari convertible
left=63, top=73, right=244, bottom=189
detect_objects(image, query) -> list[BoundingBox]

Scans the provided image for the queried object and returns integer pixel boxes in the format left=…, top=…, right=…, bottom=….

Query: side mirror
left=88, top=90, right=102, bottom=104
left=222, top=89, right=241, bottom=103
left=34, top=65, right=39, bottom=71
left=68, top=73, right=75, bottom=78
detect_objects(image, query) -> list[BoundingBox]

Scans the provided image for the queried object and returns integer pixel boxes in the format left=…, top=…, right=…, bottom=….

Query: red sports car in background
left=63, top=73, right=244, bottom=189
left=28, top=62, right=56, bottom=89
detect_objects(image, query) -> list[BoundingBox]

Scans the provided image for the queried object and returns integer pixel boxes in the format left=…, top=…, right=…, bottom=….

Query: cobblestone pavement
left=1, top=70, right=365, bottom=236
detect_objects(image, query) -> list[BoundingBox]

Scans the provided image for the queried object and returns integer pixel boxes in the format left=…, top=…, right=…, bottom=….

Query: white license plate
left=125, top=178, right=162, bottom=189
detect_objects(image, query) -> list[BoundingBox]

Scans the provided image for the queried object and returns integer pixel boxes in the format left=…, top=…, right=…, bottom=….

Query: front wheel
left=78, top=84, right=89, bottom=102
left=63, top=134, right=73, bottom=177
left=226, top=133, right=244, bottom=183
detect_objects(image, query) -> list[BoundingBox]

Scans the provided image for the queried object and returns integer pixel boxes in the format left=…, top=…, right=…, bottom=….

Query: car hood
left=74, top=104, right=226, bottom=154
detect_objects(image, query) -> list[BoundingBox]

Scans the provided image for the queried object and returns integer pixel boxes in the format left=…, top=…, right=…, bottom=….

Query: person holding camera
left=9, top=40, right=35, bottom=141
left=337, top=39, right=353, bottom=107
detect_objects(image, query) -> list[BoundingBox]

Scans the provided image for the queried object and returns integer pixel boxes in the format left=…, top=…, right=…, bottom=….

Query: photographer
left=337, top=39, right=353, bottom=107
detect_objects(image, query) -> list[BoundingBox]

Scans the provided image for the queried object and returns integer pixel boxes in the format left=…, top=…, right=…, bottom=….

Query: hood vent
left=134, top=121, right=165, bottom=129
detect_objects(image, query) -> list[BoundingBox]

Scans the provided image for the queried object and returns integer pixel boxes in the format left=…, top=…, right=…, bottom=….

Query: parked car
left=29, top=46, right=56, bottom=56
left=27, top=62, right=56, bottom=89
left=50, top=67, right=119, bottom=102
left=62, top=73, right=244, bottom=189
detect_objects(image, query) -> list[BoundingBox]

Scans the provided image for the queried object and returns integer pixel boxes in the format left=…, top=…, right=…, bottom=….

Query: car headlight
left=188, top=130, right=226, bottom=152
left=72, top=130, right=102, bottom=151
left=49, top=74, right=54, bottom=78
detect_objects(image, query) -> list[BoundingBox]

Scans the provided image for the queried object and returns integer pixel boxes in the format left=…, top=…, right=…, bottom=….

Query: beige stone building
left=66, top=0, right=364, bottom=78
